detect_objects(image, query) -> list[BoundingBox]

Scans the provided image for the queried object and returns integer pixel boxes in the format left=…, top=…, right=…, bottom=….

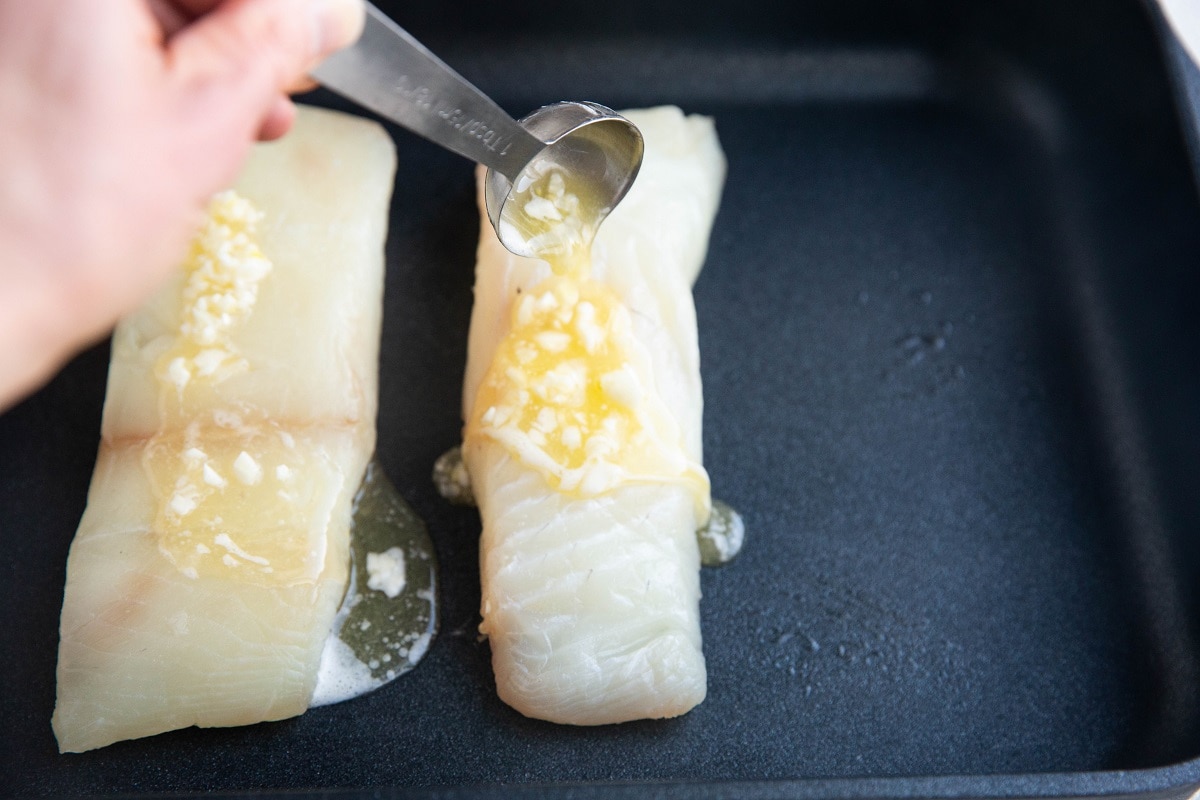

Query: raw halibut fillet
left=52, top=106, right=396, bottom=753
left=463, top=106, right=726, bottom=724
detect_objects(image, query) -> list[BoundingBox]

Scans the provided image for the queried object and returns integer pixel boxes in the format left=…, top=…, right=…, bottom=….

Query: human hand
left=0, top=0, right=365, bottom=411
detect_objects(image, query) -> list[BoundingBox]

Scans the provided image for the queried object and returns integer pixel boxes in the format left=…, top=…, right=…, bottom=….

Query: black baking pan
left=4, top=0, right=1200, bottom=797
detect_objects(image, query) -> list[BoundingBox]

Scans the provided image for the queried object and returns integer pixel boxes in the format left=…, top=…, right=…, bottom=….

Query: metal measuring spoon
left=312, top=2, right=644, bottom=256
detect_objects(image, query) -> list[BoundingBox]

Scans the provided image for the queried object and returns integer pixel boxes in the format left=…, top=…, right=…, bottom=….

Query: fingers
left=289, top=75, right=319, bottom=94
left=146, top=0, right=192, bottom=37
left=152, top=0, right=329, bottom=143
left=158, top=0, right=227, bottom=17
left=163, top=0, right=363, bottom=189
left=257, top=95, right=296, bottom=141
left=168, top=0, right=364, bottom=117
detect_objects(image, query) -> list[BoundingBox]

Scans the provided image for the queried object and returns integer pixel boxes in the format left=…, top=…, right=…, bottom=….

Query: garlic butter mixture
left=145, top=421, right=338, bottom=586
left=139, top=192, right=337, bottom=587
left=466, top=168, right=711, bottom=518
left=139, top=190, right=437, bottom=699
left=158, top=191, right=272, bottom=391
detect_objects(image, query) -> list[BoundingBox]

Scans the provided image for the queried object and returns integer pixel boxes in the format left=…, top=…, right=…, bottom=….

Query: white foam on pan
left=309, top=566, right=382, bottom=708
left=310, top=635, right=382, bottom=708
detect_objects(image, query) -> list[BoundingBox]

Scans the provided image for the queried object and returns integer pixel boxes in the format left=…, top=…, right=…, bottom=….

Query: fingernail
left=309, top=0, right=366, bottom=57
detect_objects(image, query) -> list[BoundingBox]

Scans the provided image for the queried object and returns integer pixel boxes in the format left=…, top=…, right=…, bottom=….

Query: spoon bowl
left=485, top=102, right=645, bottom=257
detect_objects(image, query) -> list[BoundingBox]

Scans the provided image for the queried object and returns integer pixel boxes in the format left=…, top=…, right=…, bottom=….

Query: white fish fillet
left=52, top=106, right=395, bottom=753
left=463, top=106, right=726, bottom=724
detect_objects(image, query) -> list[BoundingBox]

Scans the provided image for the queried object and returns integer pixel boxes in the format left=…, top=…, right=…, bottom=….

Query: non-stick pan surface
left=5, top=1, right=1200, bottom=796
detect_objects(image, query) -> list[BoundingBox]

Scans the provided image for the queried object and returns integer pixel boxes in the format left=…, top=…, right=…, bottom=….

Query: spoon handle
left=312, top=3, right=544, bottom=179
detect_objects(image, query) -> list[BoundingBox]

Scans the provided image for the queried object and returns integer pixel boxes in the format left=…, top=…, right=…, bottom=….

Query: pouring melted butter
left=463, top=166, right=746, bottom=556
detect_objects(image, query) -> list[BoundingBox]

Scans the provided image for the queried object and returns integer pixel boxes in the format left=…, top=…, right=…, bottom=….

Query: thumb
left=168, top=0, right=364, bottom=127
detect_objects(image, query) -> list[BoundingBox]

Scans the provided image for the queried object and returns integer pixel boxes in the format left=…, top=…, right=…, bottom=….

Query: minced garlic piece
left=233, top=451, right=263, bottom=485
